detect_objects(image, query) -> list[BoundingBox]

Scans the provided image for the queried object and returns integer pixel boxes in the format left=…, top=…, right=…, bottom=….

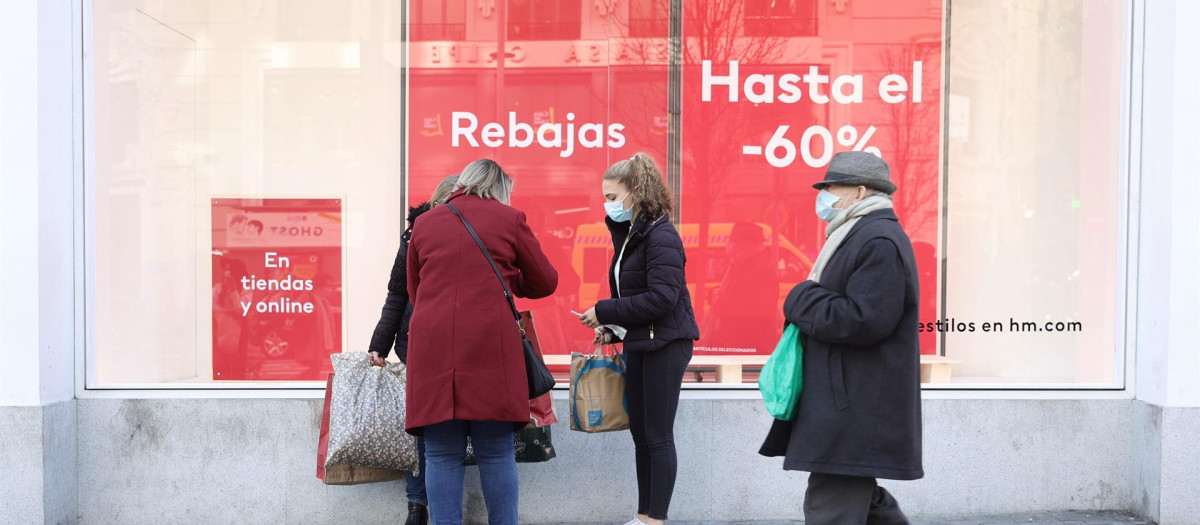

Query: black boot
left=404, top=502, right=428, bottom=525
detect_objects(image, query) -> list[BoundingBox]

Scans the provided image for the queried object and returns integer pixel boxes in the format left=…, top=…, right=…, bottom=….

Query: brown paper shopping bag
left=569, top=347, right=629, bottom=433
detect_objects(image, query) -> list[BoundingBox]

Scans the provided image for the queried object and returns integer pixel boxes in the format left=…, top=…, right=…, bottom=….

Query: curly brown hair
left=604, top=152, right=673, bottom=220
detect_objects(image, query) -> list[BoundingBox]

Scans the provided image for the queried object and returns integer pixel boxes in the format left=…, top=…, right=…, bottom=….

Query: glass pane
left=89, top=0, right=405, bottom=385
left=406, top=0, right=669, bottom=384
left=941, top=0, right=1124, bottom=385
left=681, top=0, right=945, bottom=384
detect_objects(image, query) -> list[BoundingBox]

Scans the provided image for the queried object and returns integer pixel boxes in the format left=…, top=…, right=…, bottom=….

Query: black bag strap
left=445, top=203, right=524, bottom=332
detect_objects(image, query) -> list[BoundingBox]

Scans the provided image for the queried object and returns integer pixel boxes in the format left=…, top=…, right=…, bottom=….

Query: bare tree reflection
left=611, top=0, right=789, bottom=314
left=878, top=40, right=941, bottom=240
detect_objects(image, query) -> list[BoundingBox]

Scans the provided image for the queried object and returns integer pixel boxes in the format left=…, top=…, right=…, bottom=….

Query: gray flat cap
left=812, top=151, right=896, bottom=194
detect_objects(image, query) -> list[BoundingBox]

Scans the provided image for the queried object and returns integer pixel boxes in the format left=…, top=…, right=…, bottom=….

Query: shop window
left=507, top=0, right=582, bottom=40
left=86, top=0, right=1127, bottom=390
left=678, top=0, right=1126, bottom=388
left=412, top=0, right=467, bottom=41
left=88, top=1, right=406, bottom=387
left=940, top=0, right=1125, bottom=386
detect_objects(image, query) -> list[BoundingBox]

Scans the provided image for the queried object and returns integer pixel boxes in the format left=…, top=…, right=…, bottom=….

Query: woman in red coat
left=405, top=159, right=558, bottom=525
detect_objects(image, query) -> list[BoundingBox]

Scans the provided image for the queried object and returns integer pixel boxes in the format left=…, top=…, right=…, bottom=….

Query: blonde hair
left=603, top=152, right=673, bottom=220
left=456, top=159, right=514, bottom=205
left=430, top=174, right=460, bottom=206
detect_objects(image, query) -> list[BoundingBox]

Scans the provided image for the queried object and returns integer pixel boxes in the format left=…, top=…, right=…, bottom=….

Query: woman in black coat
left=368, top=174, right=458, bottom=525
left=578, top=153, right=700, bottom=525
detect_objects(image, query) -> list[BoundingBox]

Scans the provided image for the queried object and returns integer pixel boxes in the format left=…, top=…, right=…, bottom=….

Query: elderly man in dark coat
left=760, top=151, right=922, bottom=524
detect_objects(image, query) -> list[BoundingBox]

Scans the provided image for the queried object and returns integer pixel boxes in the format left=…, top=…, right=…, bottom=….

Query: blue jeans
left=405, top=437, right=428, bottom=506
left=423, top=420, right=518, bottom=525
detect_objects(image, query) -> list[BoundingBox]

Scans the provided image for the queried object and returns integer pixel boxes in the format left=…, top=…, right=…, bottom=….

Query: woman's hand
left=577, top=307, right=601, bottom=329
left=592, top=327, right=613, bottom=345
left=368, top=351, right=385, bottom=367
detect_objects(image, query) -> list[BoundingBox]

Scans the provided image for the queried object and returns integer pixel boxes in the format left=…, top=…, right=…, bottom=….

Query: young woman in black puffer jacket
left=577, top=153, right=700, bottom=525
left=367, top=174, right=458, bottom=525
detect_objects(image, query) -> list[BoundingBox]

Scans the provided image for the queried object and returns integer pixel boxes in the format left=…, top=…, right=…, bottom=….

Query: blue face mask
left=605, top=193, right=633, bottom=222
left=815, top=189, right=843, bottom=222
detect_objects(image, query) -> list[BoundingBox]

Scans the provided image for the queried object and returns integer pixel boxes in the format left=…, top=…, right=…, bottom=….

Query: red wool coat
left=405, top=192, right=558, bottom=434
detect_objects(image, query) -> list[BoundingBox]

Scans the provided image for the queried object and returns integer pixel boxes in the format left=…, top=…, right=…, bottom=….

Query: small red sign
left=211, top=198, right=343, bottom=381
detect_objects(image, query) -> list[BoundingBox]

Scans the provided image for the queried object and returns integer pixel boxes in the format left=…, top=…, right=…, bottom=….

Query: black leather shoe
left=404, top=502, right=428, bottom=525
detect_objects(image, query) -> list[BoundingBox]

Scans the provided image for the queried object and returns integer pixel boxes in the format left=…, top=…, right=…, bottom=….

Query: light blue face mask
left=605, top=193, right=633, bottom=222
left=815, top=189, right=843, bottom=222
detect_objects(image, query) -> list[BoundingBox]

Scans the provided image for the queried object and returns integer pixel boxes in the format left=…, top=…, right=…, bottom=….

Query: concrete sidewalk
left=537, top=510, right=1154, bottom=525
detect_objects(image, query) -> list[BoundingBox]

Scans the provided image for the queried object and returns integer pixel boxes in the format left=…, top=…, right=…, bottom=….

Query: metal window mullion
left=668, top=0, right=683, bottom=225
left=938, top=0, right=952, bottom=358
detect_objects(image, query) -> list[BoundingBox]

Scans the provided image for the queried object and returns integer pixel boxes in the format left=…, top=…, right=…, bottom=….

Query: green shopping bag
left=759, top=324, right=803, bottom=421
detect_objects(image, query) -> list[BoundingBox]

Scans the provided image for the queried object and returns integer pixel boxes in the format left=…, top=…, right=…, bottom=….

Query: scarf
left=808, top=195, right=894, bottom=283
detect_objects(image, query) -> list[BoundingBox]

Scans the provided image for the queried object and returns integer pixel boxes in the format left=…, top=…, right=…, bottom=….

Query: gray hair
left=829, top=183, right=893, bottom=202
left=456, top=159, right=513, bottom=205
left=430, top=174, right=460, bottom=206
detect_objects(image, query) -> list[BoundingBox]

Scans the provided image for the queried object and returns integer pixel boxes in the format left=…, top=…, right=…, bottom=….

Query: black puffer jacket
left=595, top=214, right=700, bottom=352
left=368, top=202, right=432, bottom=362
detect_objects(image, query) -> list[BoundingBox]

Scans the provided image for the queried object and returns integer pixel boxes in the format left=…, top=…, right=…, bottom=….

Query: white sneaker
left=622, top=518, right=647, bottom=525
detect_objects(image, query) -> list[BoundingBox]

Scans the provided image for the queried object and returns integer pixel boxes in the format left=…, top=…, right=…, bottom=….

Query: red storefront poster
left=211, top=198, right=343, bottom=381
left=682, top=1, right=944, bottom=356
left=407, top=1, right=944, bottom=370
left=407, top=2, right=670, bottom=364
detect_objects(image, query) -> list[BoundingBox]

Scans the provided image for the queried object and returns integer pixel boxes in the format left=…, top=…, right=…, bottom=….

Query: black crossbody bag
left=445, top=203, right=556, bottom=399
